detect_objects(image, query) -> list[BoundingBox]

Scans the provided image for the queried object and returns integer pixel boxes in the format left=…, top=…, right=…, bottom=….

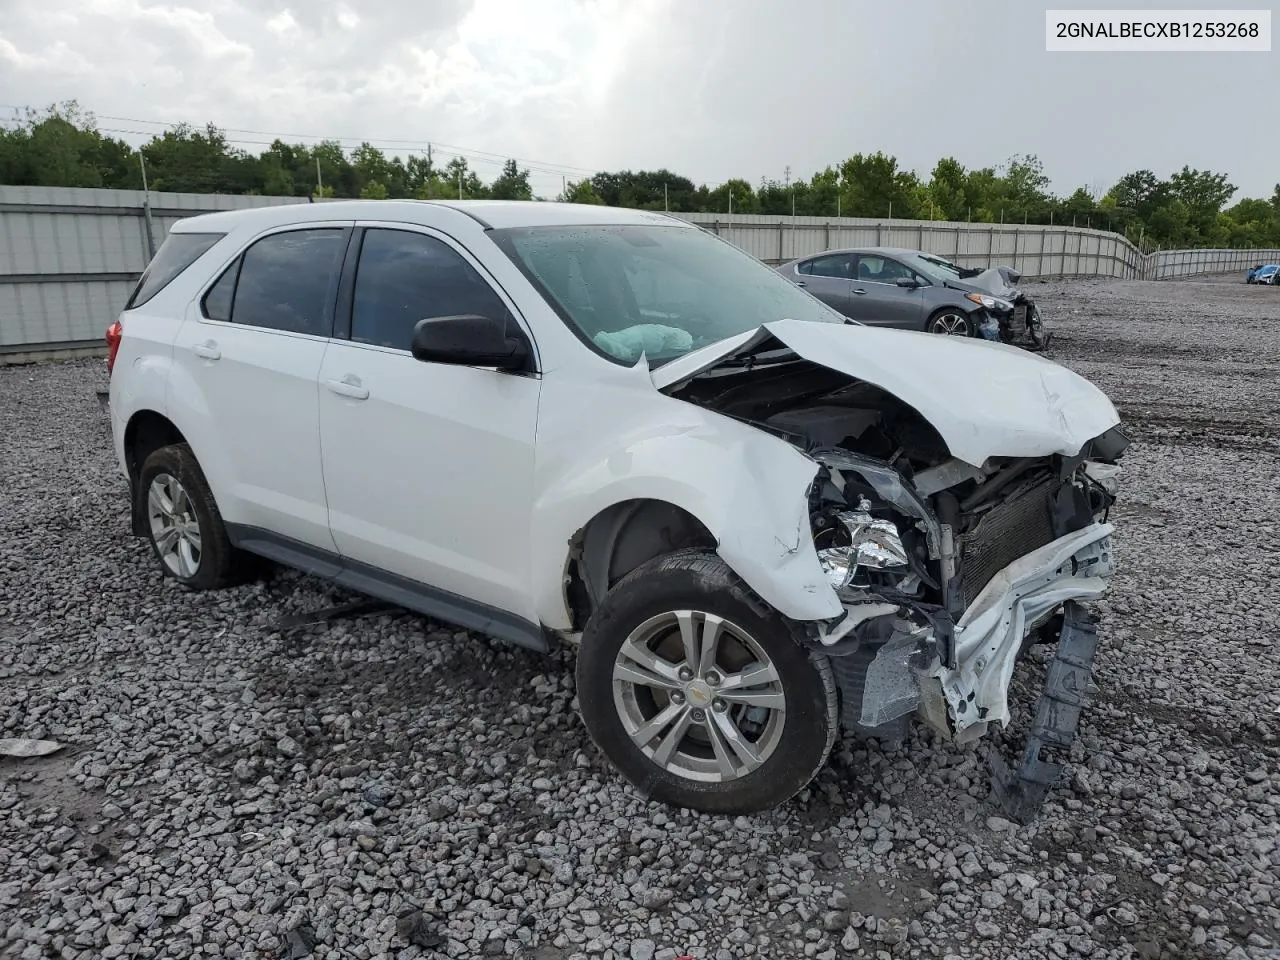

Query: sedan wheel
left=928, top=312, right=971, bottom=336
left=612, top=609, right=786, bottom=783
left=148, top=472, right=203, bottom=578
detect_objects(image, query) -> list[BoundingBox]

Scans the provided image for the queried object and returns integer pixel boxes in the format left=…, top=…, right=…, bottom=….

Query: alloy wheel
left=929, top=313, right=970, bottom=336
left=147, top=473, right=202, bottom=578
left=611, top=609, right=787, bottom=783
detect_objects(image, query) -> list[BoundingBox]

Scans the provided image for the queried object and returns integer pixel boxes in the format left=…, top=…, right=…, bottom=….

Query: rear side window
left=227, top=229, right=347, bottom=336
left=126, top=232, right=224, bottom=309
left=201, top=261, right=239, bottom=322
left=808, top=253, right=855, bottom=278
left=350, top=229, right=511, bottom=350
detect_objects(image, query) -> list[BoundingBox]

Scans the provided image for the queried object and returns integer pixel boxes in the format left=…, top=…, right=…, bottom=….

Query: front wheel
left=575, top=551, right=838, bottom=814
left=926, top=309, right=972, bottom=336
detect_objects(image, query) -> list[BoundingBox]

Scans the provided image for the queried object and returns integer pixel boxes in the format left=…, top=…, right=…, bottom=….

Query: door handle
left=794, top=281, right=807, bottom=287
left=325, top=376, right=369, bottom=401
left=192, top=341, right=220, bottom=360
left=852, top=288, right=867, bottom=295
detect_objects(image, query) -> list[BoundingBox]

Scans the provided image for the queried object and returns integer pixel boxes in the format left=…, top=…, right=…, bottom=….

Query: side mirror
left=895, top=276, right=920, bottom=288
left=411, top=314, right=530, bottom=371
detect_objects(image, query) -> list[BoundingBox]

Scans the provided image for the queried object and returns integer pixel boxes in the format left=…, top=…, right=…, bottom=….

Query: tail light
left=105, top=321, right=123, bottom=375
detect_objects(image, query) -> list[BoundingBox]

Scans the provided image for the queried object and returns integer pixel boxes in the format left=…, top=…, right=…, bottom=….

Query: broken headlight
left=1083, top=460, right=1121, bottom=497
left=816, top=498, right=909, bottom=591
left=965, top=292, right=1013, bottom=312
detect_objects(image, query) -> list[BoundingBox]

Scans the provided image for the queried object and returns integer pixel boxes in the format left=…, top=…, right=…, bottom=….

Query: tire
left=575, top=549, right=838, bottom=814
left=138, top=443, right=246, bottom=590
left=926, top=309, right=972, bottom=337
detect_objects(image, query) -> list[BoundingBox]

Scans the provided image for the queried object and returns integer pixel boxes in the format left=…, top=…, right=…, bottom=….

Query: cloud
left=0, top=0, right=1275, bottom=200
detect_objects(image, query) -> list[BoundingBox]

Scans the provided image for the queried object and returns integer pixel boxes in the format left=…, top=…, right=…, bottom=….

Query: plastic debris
left=396, top=907, right=444, bottom=949
left=0, top=739, right=64, bottom=758
left=280, top=923, right=317, bottom=959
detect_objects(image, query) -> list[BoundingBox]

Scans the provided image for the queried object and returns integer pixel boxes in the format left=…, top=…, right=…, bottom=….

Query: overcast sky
left=0, top=0, right=1275, bottom=201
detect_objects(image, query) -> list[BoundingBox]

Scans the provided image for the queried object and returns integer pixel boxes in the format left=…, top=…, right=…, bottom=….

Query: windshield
left=904, top=252, right=962, bottom=282
left=490, top=224, right=847, bottom=366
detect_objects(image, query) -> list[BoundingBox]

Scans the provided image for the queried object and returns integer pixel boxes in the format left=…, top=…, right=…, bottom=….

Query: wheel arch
left=123, top=409, right=189, bottom=535
left=564, top=498, right=718, bottom=631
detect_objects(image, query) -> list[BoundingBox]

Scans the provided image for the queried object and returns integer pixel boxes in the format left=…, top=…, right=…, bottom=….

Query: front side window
left=229, top=229, right=346, bottom=335
left=856, top=255, right=916, bottom=284
left=490, top=224, right=845, bottom=366
left=350, top=229, right=511, bottom=350
left=126, top=232, right=225, bottom=309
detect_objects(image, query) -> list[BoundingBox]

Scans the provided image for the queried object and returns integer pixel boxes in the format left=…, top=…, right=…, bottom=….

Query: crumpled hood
left=651, top=318, right=1120, bottom=467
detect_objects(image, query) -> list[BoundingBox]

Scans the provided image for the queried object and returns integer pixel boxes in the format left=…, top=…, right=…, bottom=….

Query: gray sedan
left=775, top=246, right=1002, bottom=336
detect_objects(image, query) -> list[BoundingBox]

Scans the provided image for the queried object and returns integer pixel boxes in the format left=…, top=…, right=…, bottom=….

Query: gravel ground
left=2, top=276, right=1279, bottom=960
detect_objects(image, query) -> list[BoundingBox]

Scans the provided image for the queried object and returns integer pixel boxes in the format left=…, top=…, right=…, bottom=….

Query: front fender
left=530, top=367, right=843, bottom=630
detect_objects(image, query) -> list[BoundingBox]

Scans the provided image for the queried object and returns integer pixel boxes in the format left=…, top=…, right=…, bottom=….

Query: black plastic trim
left=225, top=523, right=549, bottom=652
left=331, top=226, right=367, bottom=341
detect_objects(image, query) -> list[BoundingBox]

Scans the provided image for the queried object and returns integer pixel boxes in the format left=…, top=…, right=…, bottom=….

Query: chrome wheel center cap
left=685, top=680, right=713, bottom=707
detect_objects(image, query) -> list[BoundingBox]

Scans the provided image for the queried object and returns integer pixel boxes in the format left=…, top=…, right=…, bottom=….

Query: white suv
left=106, top=200, right=1127, bottom=815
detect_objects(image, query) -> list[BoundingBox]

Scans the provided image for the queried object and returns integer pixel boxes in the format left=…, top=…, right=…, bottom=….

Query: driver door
left=849, top=254, right=927, bottom=329
left=316, top=224, right=542, bottom=621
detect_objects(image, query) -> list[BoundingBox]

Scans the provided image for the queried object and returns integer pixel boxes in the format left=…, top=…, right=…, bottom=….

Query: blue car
left=1246, top=263, right=1279, bottom=284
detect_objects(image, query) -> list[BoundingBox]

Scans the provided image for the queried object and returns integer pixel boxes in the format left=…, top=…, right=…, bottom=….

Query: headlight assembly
left=965, top=292, right=1012, bottom=311
left=816, top=501, right=909, bottom=590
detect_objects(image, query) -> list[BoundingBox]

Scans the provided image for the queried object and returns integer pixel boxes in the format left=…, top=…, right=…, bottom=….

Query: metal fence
left=1143, top=247, right=1280, bottom=279
left=672, top=213, right=1147, bottom=278
left=672, top=214, right=1280, bottom=283
left=0, top=186, right=309, bottom=359
left=2, top=186, right=1278, bottom=359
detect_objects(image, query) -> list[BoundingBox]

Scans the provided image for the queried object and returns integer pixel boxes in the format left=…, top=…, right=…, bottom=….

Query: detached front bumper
left=924, top=521, right=1114, bottom=740
left=843, top=521, right=1114, bottom=743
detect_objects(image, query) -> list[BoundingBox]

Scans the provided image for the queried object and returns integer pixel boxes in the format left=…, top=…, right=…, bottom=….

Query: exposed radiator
left=956, top=478, right=1060, bottom=608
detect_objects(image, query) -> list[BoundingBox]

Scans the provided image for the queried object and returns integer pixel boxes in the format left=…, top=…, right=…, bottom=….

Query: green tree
left=557, top=178, right=604, bottom=204
left=440, top=157, right=488, bottom=199
left=705, top=177, right=758, bottom=213
left=405, top=154, right=437, bottom=195
left=489, top=159, right=532, bottom=200
left=1058, top=187, right=1096, bottom=221
left=142, top=123, right=240, bottom=193
left=1, top=101, right=139, bottom=189
left=838, top=152, right=921, bottom=218
left=1168, top=166, right=1235, bottom=243
left=808, top=167, right=841, bottom=217
left=926, top=157, right=970, bottom=221
left=589, top=170, right=697, bottom=210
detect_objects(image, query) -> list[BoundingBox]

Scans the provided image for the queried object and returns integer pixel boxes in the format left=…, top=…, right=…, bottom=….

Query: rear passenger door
left=317, top=224, right=541, bottom=622
left=792, top=253, right=856, bottom=317
left=169, top=224, right=352, bottom=552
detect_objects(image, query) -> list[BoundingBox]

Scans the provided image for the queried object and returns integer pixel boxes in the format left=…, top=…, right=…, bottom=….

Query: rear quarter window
left=126, top=232, right=225, bottom=310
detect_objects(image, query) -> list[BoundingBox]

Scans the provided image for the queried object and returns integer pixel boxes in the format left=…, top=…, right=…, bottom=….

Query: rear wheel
left=575, top=550, right=838, bottom=814
left=139, top=444, right=248, bottom=590
left=926, top=309, right=971, bottom=336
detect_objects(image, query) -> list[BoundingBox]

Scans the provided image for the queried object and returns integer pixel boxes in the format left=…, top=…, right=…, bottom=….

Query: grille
left=956, top=478, right=1060, bottom=607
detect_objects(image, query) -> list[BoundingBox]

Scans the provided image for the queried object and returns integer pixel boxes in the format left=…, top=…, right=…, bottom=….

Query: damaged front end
left=802, top=429, right=1126, bottom=819
left=654, top=321, right=1130, bottom=818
